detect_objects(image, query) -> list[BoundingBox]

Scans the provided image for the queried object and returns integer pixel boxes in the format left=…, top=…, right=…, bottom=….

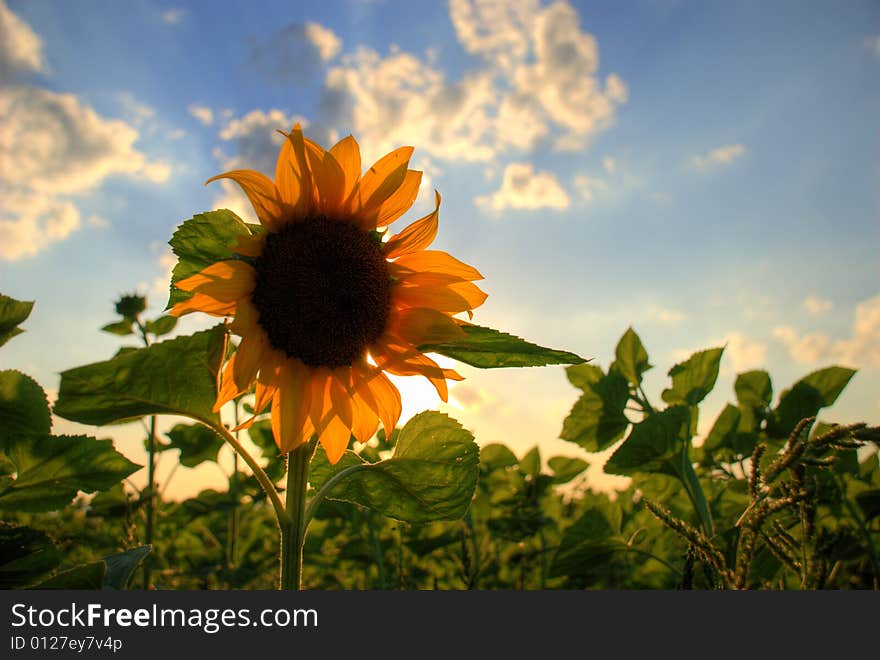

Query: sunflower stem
left=280, top=439, right=316, bottom=590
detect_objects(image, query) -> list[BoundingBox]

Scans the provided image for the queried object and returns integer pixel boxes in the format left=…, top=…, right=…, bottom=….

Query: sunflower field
left=1, top=127, right=878, bottom=591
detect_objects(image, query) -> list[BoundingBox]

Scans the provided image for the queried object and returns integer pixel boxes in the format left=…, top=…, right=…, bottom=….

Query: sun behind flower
left=170, top=125, right=486, bottom=463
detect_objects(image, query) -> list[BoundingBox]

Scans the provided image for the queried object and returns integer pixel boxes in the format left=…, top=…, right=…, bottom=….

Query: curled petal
left=353, top=366, right=401, bottom=437
left=392, top=250, right=483, bottom=281
left=384, top=191, right=440, bottom=259
left=233, top=232, right=265, bottom=257
left=206, top=170, right=287, bottom=231
left=368, top=169, right=422, bottom=229
left=394, top=281, right=487, bottom=314
left=170, top=292, right=237, bottom=318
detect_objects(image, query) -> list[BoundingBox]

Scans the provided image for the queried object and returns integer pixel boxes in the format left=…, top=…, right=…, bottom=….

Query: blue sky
left=1, top=0, right=878, bottom=497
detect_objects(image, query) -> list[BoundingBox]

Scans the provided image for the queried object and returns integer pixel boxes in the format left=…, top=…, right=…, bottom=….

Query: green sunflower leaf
left=605, top=406, right=692, bottom=477
left=0, top=370, right=51, bottom=452
left=0, top=293, right=34, bottom=349
left=166, top=209, right=254, bottom=309
left=419, top=324, right=587, bottom=368
left=145, top=315, right=178, bottom=337
left=101, top=320, right=134, bottom=336
left=0, top=435, right=140, bottom=512
left=34, top=561, right=106, bottom=589
left=548, top=456, right=589, bottom=484
left=0, top=523, right=61, bottom=589
left=309, top=411, right=480, bottom=524
left=661, top=347, right=724, bottom=406
left=611, top=327, right=651, bottom=387
left=161, top=423, right=224, bottom=468
left=766, top=366, right=856, bottom=439
left=54, top=325, right=227, bottom=426
left=560, top=365, right=630, bottom=452
left=102, top=545, right=151, bottom=590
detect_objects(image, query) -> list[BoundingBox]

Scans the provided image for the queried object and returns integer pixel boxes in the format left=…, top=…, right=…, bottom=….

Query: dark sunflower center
left=251, top=216, right=391, bottom=367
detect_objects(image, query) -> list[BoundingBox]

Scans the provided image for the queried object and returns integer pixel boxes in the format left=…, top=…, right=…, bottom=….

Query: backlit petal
left=392, top=250, right=483, bottom=281
left=329, top=135, right=361, bottom=204
left=352, top=146, right=414, bottom=216
left=206, top=170, right=287, bottom=231
left=384, top=191, right=440, bottom=259
left=271, top=359, right=312, bottom=453
left=175, top=260, right=256, bottom=301
left=389, top=307, right=465, bottom=345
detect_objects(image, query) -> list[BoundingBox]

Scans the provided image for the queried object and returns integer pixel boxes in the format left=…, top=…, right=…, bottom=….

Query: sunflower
left=170, top=125, right=486, bottom=464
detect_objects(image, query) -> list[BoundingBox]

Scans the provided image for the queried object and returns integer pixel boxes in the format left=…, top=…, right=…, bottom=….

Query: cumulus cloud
left=0, top=86, right=169, bottom=193
left=475, top=162, right=569, bottom=212
left=774, top=295, right=880, bottom=368
left=691, top=143, right=746, bottom=170
left=217, top=108, right=305, bottom=172
left=0, top=192, right=80, bottom=260
left=249, top=22, right=342, bottom=84
left=803, top=295, right=833, bottom=315
left=319, top=0, right=626, bottom=164
left=0, top=0, right=46, bottom=76
left=0, top=85, right=170, bottom=259
left=188, top=104, right=214, bottom=126
left=650, top=308, right=686, bottom=325
left=723, top=332, right=768, bottom=372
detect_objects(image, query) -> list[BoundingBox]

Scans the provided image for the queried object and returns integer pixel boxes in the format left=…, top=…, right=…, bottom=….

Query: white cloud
left=573, top=173, right=608, bottom=204
left=318, top=1, right=626, bottom=163
left=217, top=108, right=305, bottom=172
left=86, top=214, right=110, bottom=229
left=324, top=47, right=497, bottom=165
left=0, top=86, right=170, bottom=194
left=774, top=294, right=880, bottom=368
left=691, top=143, right=746, bottom=170
left=723, top=332, right=767, bottom=372
left=602, top=156, right=616, bottom=174
left=188, top=104, right=214, bottom=126
left=0, top=192, right=80, bottom=260
left=475, top=162, right=569, bottom=212
left=117, top=92, right=156, bottom=125
left=803, top=295, right=833, bottom=315
left=449, top=0, right=538, bottom=71
left=162, top=9, right=185, bottom=25
left=304, top=22, right=342, bottom=61
left=249, top=22, right=342, bottom=83
left=0, top=85, right=171, bottom=259
left=0, top=0, right=46, bottom=76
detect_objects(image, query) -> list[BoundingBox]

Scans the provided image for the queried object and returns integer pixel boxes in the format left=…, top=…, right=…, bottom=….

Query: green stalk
left=679, top=442, right=715, bottom=538
left=280, top=440, right=316, bottom=590
left=136, top=317, right=156, bottom=590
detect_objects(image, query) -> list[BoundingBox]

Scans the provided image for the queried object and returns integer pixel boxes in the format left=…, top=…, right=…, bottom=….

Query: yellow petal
left=271, top=359, right=312, bottom=453
left=352, top=146, right=414, bottom=216
left=304, top=138, right=346, bottom=215
left=170, top=292, right=237, bottom=318
left=308, top=368, right=333, bottom=434
left=329, top=135, right=361, bottom=204
left=367, top=169, right=422, bottom=229
left=390, top=307, right=465, bottom=345
left=350, top=390, right=379, bottom=444
left=206, top=169, right=287, bottom=231
left=282, top=125, right=315, bottom=218
left=384, top=191, right=440, bottom=259
left=175, top=260, right=256, bottom=300
left=320, top=414, right=352, bottom=465
left=392, top=250, right=483, bottom=281
left=394, top=281, right=486, bottom=314
left=354, top=366, right=401, bottom=437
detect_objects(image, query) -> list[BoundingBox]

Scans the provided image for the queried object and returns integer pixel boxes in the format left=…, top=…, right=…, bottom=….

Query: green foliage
left=661, top=347, right=724, bottom=406
left=144, top=315, right=178, bottom=337
left=55, top=325, right=227, bottom=425
left=0, top=435, right=140, bottom=512
left=309, top=411, right=480, bottom=523
left=34, top=562, right=106, bottom=589
left=102, top=546, right=152, bottom=590
left=167, top=209, right=253, bottom=309
left=0, top=523, right=60, bottom=588
left=162, top=424, right=224, bottom=468
left=0, top=293, right=34, bottom=348
left=612, top=327, right=651, bottom=386
left=101, top=320, right=134, bottom=336
left=419, top=324, right=586, bottom=368
left=0, top=370, right=51, bottom=452
left=768, top=367, right=856, bottom=438
left=547, top=456, right=589, bottom=484
left=605, top=407, right=690, bottom=477
left=560, top=364, right=629, bottom=451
